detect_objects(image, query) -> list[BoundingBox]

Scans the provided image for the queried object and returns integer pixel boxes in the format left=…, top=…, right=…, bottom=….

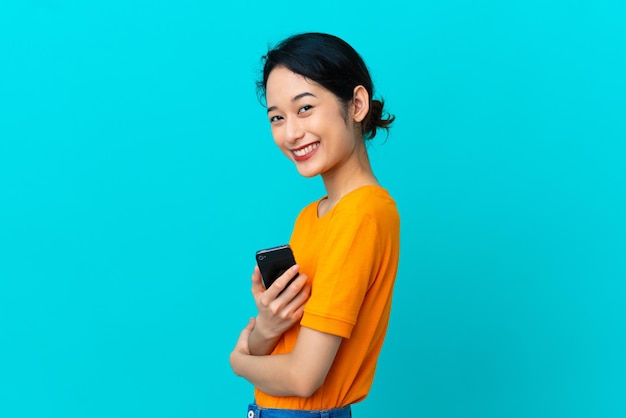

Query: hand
left=233, top=317, right=255, bottom=356
left=251, top=264, right=311, bottom=342
left=230, top=317, right=255, bottom=375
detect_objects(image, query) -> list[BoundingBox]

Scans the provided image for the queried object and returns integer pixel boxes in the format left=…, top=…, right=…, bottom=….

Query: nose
left=285, top=116, right=305, bottom=144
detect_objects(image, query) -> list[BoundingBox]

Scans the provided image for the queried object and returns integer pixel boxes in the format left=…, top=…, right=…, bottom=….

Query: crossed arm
left=229, top=265, right=342, bottom=397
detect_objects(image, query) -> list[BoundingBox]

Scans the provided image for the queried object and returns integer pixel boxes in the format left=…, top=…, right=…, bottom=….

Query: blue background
left=1, top=1, right=625, bottom=417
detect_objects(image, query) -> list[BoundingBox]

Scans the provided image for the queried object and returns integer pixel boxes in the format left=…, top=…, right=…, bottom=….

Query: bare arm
left=248, top=265, right=311, bottom=356
left=231, top=319, right=342, bottom=397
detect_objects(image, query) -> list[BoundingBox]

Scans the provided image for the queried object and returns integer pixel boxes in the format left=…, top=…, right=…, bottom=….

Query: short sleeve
left=300, top=209, right=379, bottom=339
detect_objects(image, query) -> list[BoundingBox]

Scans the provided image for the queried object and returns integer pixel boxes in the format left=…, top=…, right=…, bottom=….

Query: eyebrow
left=267, top=92, right=317, bottom=113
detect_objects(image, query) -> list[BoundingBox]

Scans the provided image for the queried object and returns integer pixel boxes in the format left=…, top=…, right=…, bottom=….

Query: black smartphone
left=256, top=244, right=299, bottom=291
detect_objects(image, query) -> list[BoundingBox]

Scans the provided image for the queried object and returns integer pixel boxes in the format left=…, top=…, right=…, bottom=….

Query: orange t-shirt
left=255, top=185, right=401, bottom=409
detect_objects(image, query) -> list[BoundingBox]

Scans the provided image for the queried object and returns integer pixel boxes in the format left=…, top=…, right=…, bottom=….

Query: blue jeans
left=247, top=402, right=352, bottom=418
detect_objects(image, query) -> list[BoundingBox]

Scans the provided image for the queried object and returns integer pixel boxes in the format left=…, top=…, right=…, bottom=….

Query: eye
left=298, top=105, right=313, bottom=114
left=269, top=115, right=283, bottom=123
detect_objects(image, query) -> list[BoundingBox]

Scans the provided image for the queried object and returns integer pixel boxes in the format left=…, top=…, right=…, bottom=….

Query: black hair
left=257, top=32, right=395, bottom=140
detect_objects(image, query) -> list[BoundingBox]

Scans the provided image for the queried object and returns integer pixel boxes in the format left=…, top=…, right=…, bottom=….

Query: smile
left=292, top=142, right=320, bottom=158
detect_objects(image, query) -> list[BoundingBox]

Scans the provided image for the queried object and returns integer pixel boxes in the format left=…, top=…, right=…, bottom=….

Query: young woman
left=230, top=32, right=400, bottom=418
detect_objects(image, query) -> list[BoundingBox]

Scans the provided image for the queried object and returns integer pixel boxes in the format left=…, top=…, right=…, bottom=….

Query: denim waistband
left=247, top=402, right=352, bottom=418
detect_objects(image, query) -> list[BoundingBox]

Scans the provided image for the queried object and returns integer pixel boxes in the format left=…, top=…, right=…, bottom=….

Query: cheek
left=270, top=127, right=291, bottom=155
left=317, top=109, right=348, bottom=136
left=270, top=126, right=282, bottom=146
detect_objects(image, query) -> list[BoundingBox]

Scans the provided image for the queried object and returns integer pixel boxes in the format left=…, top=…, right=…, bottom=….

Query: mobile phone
left=256, top=244, right=299, bottom=291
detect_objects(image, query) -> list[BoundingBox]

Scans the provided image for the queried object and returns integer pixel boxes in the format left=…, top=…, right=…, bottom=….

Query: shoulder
left=294, top=197, right=321, bottom=223
left=335, top=185, right=399, bottom=222
left=293, top=185, right=400, bottom=228
left=325, top=186, right=400, bottom=244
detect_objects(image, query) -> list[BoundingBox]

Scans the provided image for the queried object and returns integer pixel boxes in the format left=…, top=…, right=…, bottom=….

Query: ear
left=351, top=85, right=370, bottom=123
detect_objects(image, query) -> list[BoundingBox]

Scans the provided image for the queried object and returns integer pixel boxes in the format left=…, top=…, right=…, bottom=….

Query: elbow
left=289, top=371, right=325, bottom=398
left=229, top=352, right=241, bottom=377
left=291, top=382, right=321, bottom=399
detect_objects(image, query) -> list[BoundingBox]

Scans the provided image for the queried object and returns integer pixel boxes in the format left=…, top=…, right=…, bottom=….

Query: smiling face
left=265, top=66, right=366, bottom=179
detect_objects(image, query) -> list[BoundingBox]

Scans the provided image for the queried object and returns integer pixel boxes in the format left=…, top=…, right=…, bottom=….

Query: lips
left=292, top=142, right=319, bottom=161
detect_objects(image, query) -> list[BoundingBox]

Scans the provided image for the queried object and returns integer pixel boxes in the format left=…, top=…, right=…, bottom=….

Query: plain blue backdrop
left=1, top=1, right=624, bottom=417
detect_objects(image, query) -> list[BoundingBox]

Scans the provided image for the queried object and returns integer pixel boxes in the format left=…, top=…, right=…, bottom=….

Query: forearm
left=231, top=324, right=341, bottom=398
left=248, top=327, right=281, bottom=356
left=231, top=351, right=304, bottom=397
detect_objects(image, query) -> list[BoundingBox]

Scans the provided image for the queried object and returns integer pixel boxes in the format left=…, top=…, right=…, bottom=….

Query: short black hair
left=257, top=32, right=394, bottom=140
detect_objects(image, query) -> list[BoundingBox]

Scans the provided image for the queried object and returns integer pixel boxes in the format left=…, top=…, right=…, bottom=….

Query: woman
left=230, top=32, right=400, bottom=417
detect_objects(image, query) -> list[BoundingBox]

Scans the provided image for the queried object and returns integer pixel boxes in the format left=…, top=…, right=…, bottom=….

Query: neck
left=320, top=142, right=378, bottom=211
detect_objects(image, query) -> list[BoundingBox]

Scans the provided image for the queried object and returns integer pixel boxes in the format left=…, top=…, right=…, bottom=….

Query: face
left=265, top=66, right=362, bottom=178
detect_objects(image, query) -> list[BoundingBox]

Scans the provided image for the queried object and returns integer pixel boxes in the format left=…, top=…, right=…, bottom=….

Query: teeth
left=293, top=142, right=319, bottom=157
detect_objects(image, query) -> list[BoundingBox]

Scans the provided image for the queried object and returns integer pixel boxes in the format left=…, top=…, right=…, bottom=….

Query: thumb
left=251, top=266, right=265, bottom=295
left=244, top=317, right=256, bottom=333
left=236, top=317, right=256, bottom=346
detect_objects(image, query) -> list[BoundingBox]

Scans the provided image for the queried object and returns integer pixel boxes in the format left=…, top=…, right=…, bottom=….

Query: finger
left=292, top=303, right=306, bottom=320
left=251, top=265, right=265, bottom=295
left=274, top=272, right=308, bottom=303
left=239, top=317, right=256, bottom=339
left=245, top=317, right=256, bottom=331
left=266, top=264, right=300, bottom=298
left=234, top=317, right=256, bottom=354
left=297, top=282, right=312, bottom=302
left=284, top=293, right=308, bottom=322
left=282, top=282, right=311, bottom=315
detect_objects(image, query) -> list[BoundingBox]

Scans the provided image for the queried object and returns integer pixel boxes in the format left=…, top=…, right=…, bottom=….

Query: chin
left=296, top=168, right=320, bottom=178
left=294, top=164, right=321, bottom=178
